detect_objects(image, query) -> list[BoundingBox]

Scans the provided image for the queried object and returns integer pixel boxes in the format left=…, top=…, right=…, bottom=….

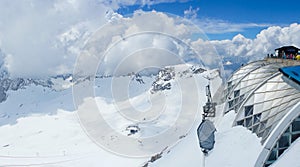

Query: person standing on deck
left=282, top=51, right=286, bottom=59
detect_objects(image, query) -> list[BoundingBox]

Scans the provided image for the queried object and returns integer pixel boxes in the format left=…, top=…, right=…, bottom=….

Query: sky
left=117, top=0, right=300, bottom=40
left=0, top=0, right=300, bottom=78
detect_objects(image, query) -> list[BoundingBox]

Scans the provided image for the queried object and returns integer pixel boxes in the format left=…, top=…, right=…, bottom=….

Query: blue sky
left=117, top=0, right=300, bottom=40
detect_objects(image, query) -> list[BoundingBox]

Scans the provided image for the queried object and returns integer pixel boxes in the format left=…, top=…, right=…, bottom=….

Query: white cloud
left=208, top=23, right=300, bottom=62
left=184, top=6, right=199, bottom=20
left=1, top=1, right=210, bottom=78
left=194, top=18, right=273, bottom=34
left=78, top=10, right=221, bottom=76
left=187, top=23, right=300, bottom=77
left=188, top=23, right=300, bottom=76
left=2, top=0, right=299, bottom=79
left=103, top=0, right=191, bottom=8
left=0, top=0, right=109, bottom=78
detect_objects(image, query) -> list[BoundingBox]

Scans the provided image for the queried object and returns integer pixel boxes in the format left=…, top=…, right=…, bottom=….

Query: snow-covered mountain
left=0, top=74, right=74, bottom=103
left=0, top=62, right=298, bottom=167
left=0, top=63, right=255, bottom=167
left=0, top=63, right=213, bottom=166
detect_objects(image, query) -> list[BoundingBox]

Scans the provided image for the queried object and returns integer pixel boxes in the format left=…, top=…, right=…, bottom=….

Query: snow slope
left=148, top=110, right=262, bottom=167
left=0, top=83, right=147, bottom=167
left=0, top=64, right=206, bottom=166
left=0, top=64, right=264, bottom=167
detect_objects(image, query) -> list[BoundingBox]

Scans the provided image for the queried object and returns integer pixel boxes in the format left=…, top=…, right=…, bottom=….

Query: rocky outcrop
left=151, top=67, right=175, bottom=93
left=0, top=74, right=74, bottom=103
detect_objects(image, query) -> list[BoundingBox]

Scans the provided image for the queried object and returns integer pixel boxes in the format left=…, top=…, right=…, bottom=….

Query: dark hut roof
left=275, top=46, right=299, bottom=52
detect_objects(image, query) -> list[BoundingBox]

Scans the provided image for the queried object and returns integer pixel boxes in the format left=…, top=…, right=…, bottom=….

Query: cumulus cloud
left=0, top=0, right=109, bottom=78
left=218, top=23, right=300, bottom=58
left=189, top=23, right=300, bottom=76
left=77, top=10, right=221, bottom=76
left=205, top=23, right=300, bottom=69
left=0, top=1, right=214, bottom=78
left=1, top=0, right=299, bottom=79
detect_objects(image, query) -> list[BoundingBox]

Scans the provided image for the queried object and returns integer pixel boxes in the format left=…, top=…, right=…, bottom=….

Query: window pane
left=262, top=127, right=271, bottom=140
left=292, top=121, right=300, bottom=132
left=239, top=94, right=245, bottom=101
left=284, top=126, right=291, bottom=134
left=245, top=105, right=253, bottom=116
left=252, top=124, right=259, bottom=133
left=245, top=117, right=253, bottom=127
left=237, top=120, right=244, bottom=126
left=234, top=90, right=240, bottom=97
left=264, top=163, right=271, bottom=167
left=253, top=113, right=261, bottom=124
left=267, top=150, right=277, bottom=161
left=259, top=121, right=267, bottom=131
left=229, top=100, right=233, bottom=108
left=291, top=133, right=300, bottom=143
left=278, top=135, right=290, bottom=148
left=228, top=81, right=232, bottom=87
left=258, top=132, right=264, bottom=137
left=278, top=148, right=285, bottom=157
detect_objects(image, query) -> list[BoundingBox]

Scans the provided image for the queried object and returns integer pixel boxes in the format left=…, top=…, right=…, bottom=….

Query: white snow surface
left=0, top=66, right=265, bottom=167
left=148, top=110, right=262, bottom=167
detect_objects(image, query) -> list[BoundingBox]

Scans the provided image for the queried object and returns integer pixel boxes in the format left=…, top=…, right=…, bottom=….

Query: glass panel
left=278, top=135, right=290, bottom=148
left=262, top=127, right=271, bottom=140
left=234, top=90, right=240, bottom=97
left=237, top=120, right=244, bottom=126
left=273, top=142, right=278, bottom=149
left=245, top=117, right=253, bottom=127
left=259, top=121, right=267, bottom=131
left=267, top=150, right=277, bottom=161
left=284, top=125, right=291, bottom=134
left=239, top=94, right=245, bottom=101
left=291, top=133, right=300, bottom=143
left=294, top=129, right=300, bottom=135
left=278, top=148, right=285, bottom=157
left=245, top=105, right=253, bottom=117
left=292, top=120, right=300, bottom=132
left=234, top=104, right=240, bottom=111
left=236, top=103, right=241, bottom=110
left=239, top=95, right=244, bottom=102
left=228, top=81, right=232, bottom=87
left=258, top=132, right=264, bottom=137
left=252, top=124, right=259, bottom=133
left=264, top=162, right=272, bottom=167
left=229, top=100, right=233, bottom=108
left=253, top=113, right=261, bottom=124
left=234, top=98, right=239, bottom=104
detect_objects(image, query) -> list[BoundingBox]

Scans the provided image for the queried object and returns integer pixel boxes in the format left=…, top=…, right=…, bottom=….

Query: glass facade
left=224, top=62, right=284, bottom=114
left=235, top=74, right=300, bottom=142
left=264, top=116, right=300, bottom=167
left=223, top=61, right=270, bottom=101
left=223, top=60, right=300, bottom=167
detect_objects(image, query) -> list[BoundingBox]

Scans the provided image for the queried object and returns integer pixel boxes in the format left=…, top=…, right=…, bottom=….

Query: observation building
left=221, top=57, right=300, bottom=167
